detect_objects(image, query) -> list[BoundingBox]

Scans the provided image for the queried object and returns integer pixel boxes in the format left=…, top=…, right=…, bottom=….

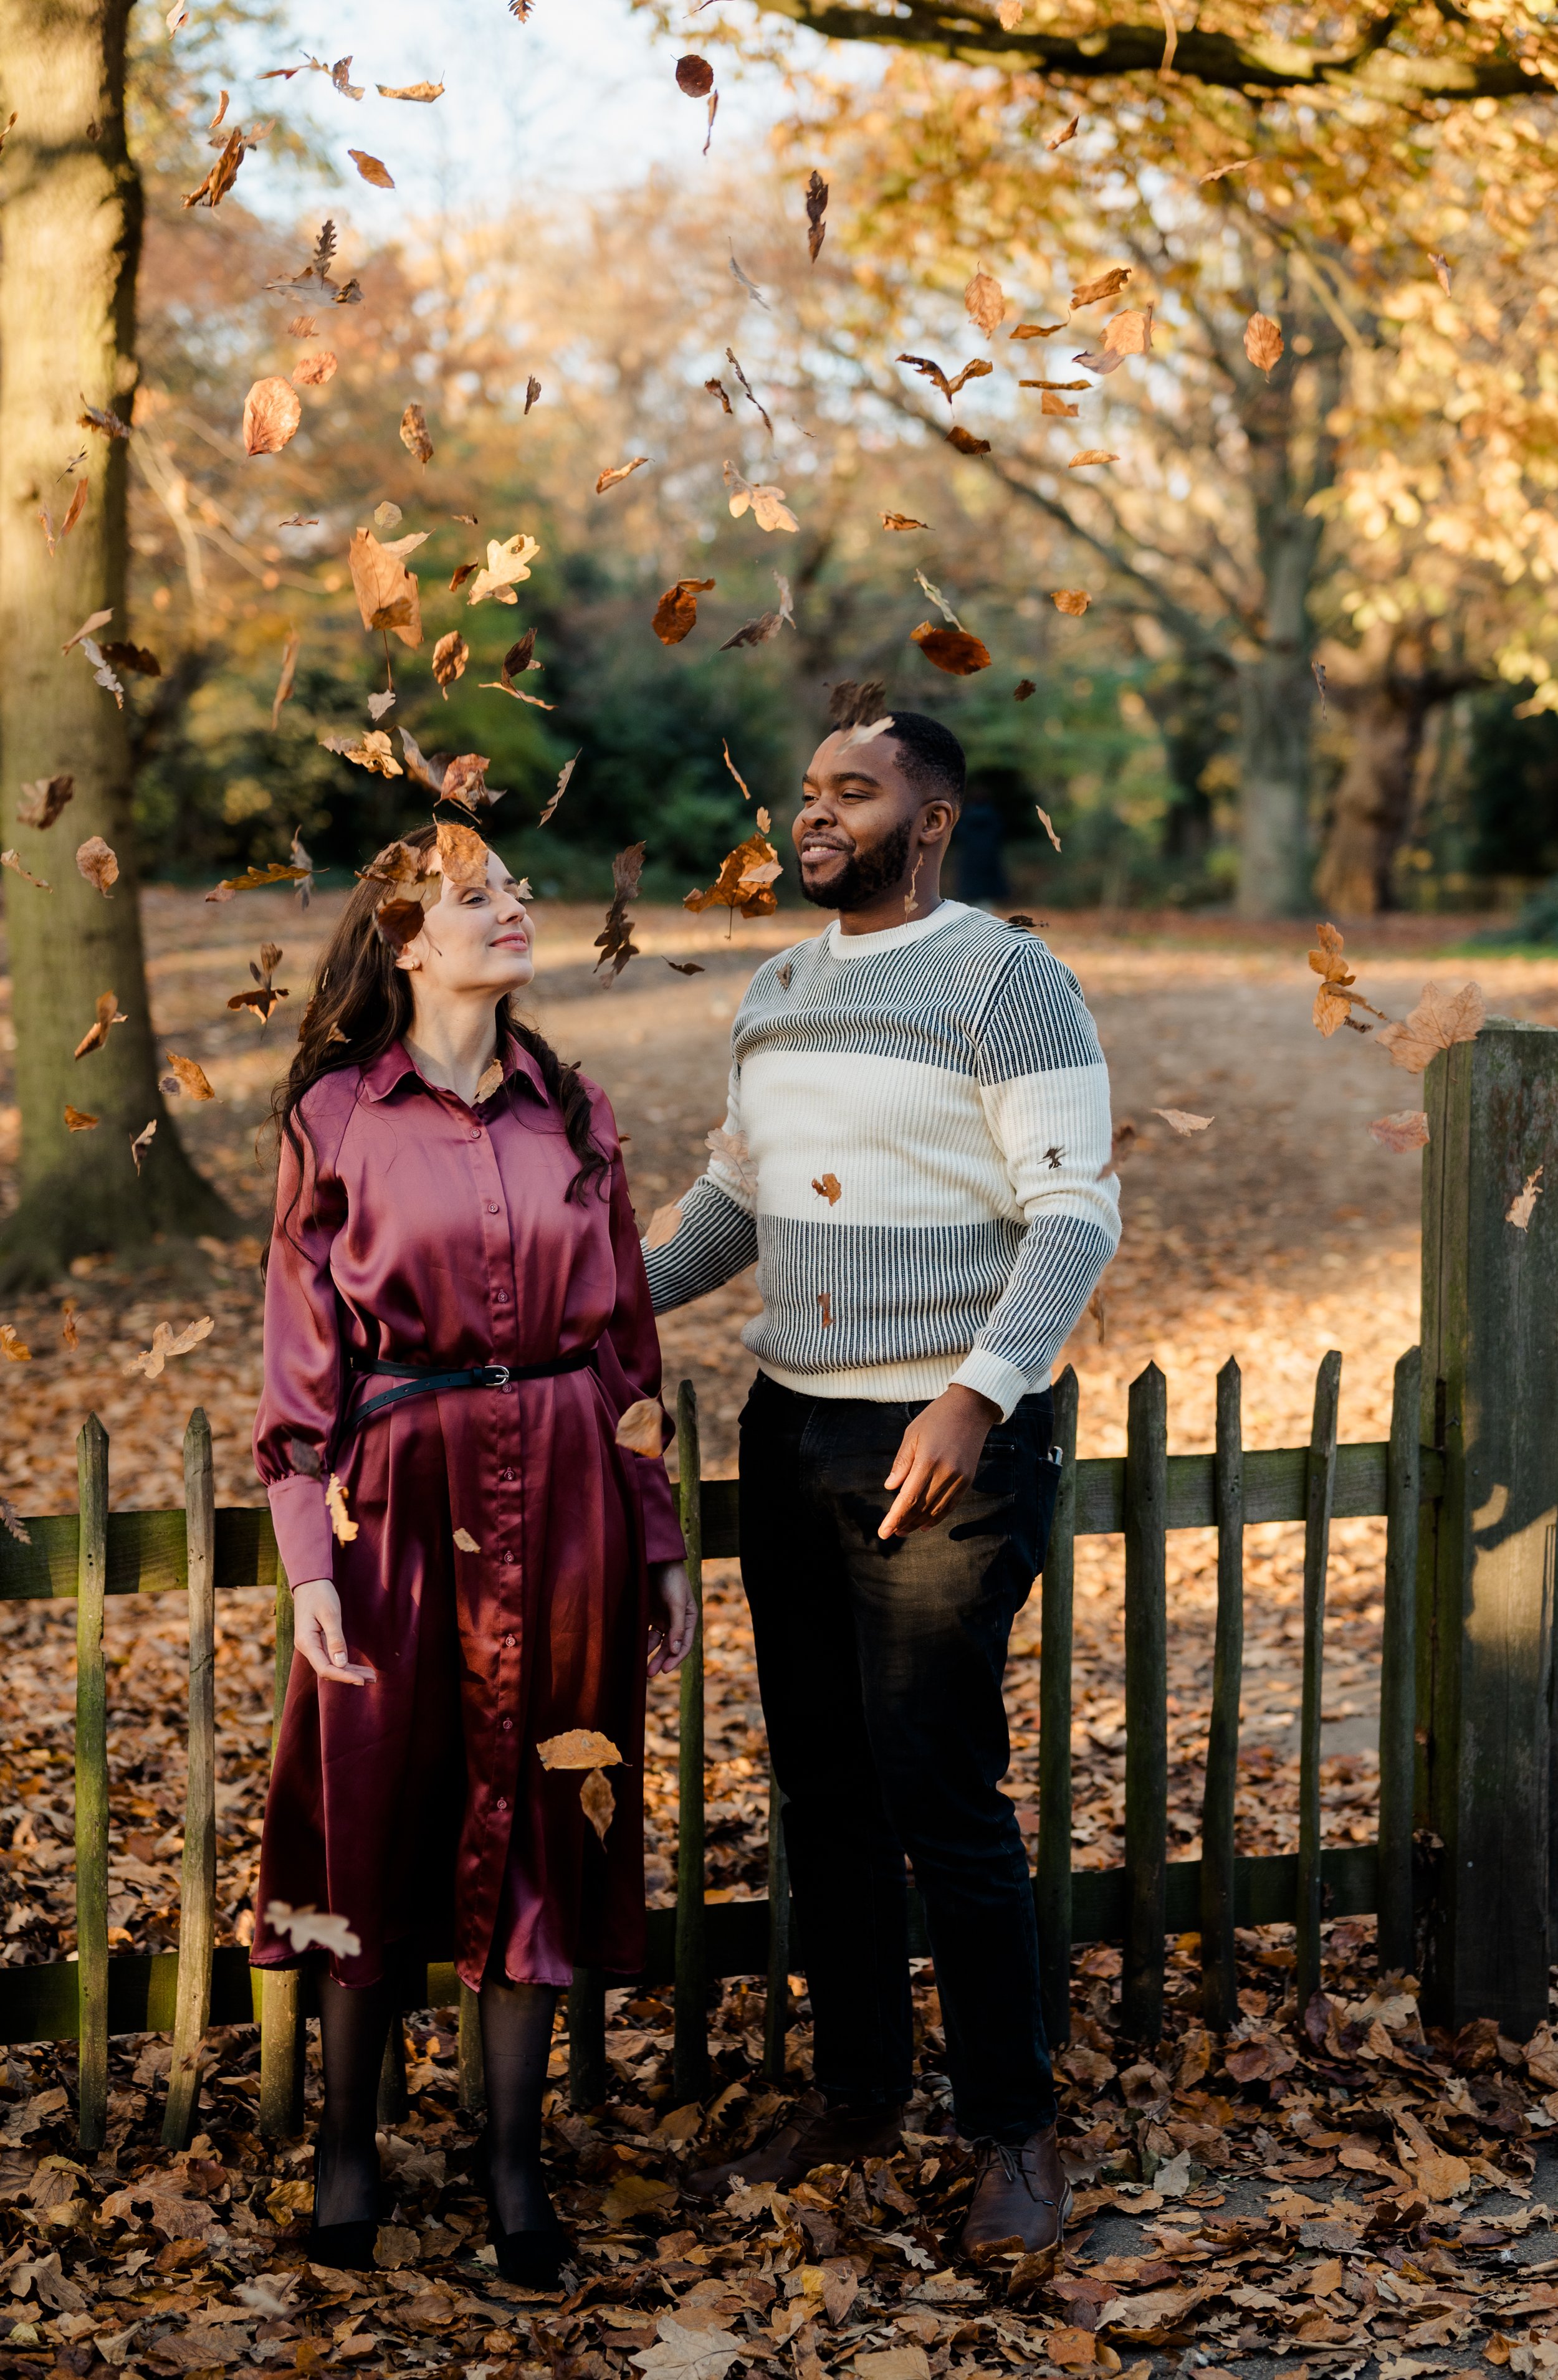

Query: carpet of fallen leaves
left=2, top=895, right=1558, bottom=2375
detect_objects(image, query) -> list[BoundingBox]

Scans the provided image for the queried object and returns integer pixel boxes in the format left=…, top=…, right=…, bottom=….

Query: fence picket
left=762, top=1771, right=790, bottom=2083
left=259, top=1577, right=303, bottom=2139
left=458, top=1981, right=485, bottom=2113
left=1378, top=1346, right=1422, bottom=1978
left=568, top=1966, right=608, bottom=2111
left=674, top=1381, right=708, bottom=2104
left=1037, top=1366, right=1079, bottom=2052
left=75, top=1417, right=110, bottom=2154
left=1123, top=1364, right=1168, bottom=2042
left=1297, top=1350, right=1344, bottom=2015
left=1200, top=1360, right=1244, bottom=2031
left=163, top=1411, right=216, bottom=2148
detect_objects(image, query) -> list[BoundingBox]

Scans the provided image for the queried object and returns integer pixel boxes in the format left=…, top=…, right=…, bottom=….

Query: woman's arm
left=254, top=1112, right=351, bottom=1591
left=603, top=1143, right=690, bottom=1571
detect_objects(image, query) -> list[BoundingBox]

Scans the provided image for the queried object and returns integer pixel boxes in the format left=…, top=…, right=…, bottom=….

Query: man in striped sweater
left=643, top=712, right=1119, bottom=2254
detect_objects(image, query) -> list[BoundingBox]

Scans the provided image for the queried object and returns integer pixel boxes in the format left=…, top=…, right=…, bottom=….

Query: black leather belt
left=345, top=1345, right=598, bottom=1432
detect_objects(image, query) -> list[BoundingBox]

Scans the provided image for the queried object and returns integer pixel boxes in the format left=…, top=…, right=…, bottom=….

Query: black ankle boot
left=305, top=2140, right=383, bottom=2272
left=476, top=2140, right=569, bottom=2289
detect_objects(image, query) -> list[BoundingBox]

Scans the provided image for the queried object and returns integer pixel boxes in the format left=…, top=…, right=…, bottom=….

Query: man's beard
left=800, top=819, right=914, bottom=913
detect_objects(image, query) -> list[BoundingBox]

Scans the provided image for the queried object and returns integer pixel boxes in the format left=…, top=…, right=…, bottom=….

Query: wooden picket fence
left=0, top=1349, right=1432, bottom=2154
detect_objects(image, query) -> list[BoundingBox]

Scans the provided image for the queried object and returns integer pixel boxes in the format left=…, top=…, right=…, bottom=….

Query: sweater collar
left=823, top=898, right=970, bottom=962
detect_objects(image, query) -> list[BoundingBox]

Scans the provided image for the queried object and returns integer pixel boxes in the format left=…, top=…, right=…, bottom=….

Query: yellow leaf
left=347, top=529, right=423, bottom=647
left=1152, top=1108, right=1213, bottom=1135
left=64, top=1105, right=98, bottom=1131
left=1069, top=449, right=1119, bottom=467
left=580, top=1766, right=616, bottom=1844
left=1509, top=1165, right=1544, bottom=1230
left=348, top=148, right=394, bottom=189
left=964, top=266, right=1005, bottom=336
left=0, top=1325, right=32, bottom=1361
left=163, top=1052, right=216, bottom=1100
left=1377, top=981, right=1486, bottom=1073
left=452, top=1526, right=480, bottom=1553
left=1051, top=589, right=1090, bottom=614
left=1071, top=265, right=1132, bottom=308
left=596, top=455, right=651, bottom=494
left=538, top=1729, right=623, bottom=1769
left=242, top=377, right=302, bottom=456
left=615, top=1397, right=666, bottom=1457
left=1244, top=312, right=1284, bottom=373
left=467, top=531, right=541, bottom=606
left=327, top=1474, right=358, bottom=1543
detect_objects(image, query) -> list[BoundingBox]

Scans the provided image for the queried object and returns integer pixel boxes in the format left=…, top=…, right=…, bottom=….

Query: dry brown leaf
left=812, top=1173, right=843, bottom=1205
left=1377, top=980, right=1486, bottom=1073
left=432, top=631, right=467, bottom=698
left=291, top=351, right=337, bottom=388
left=452, top=1526, right=480, bottom=1552
left=75, top=835, right=118, bottom=895
left=722, top=740, right=752, bottom=801
left=1153, top=1108, right=1213, bottom=1135
left=376, top=80, right=444, bottom=100
left=1199, top=156, right=1258, bottom=183
left=1244, top=312, right=1284, bottom=373
left=1, top=850, right=49, bottom=891
left=78, top=401, right=130, bottom=439
left=348, top=529, right=423, bottom=647
left=596, top=455, right=651, bottom=494
left=1072, top=265, right=1132, bottom=308
left=62, top=609, right=112, bottom=655
left=1369, top=1110, right=1429, bottom=1153
left=881, top=512, right=930, bottom=531
left=270, top=629, right=300, bottom=730
left=946, top=426, right=991, bottom=455
left=684, top=832, right=783, bottom=921
left=537, top=1730, right=623, bottom=1770
left=676, top=53, right=714, bottom=94
left=16, top=774, right=74, bottom=829
left=467, top=531, right=540, bottom=606
left=182, top=123, right=244, bottom=209
left=399, top=402, right=433, bottom=464
left=724, top=464, right=798, bottom=533
left=964, top=267, right=1005, bottom=336
left=595, top=842, right=646, bottom=978
left=0, top=1326, right=32, bottom=1363
left=320, top=728, right=403, bottom=777
left=1102, top=308, right=1153, bottom=356
left=57, top=478, right=88, bottom=544
left=63, top=1105, right=98, bottom=1132
left=1041, top=391, right=1080, bottom=416
left=474, top=1058, right=504, bottom=1104
left=348, top=149, right=394, bottom=188
left=128, top=1314, right=214, bottom=1381
left=431, top=821, right=488, bottom=891
left=1047, top=113, right=1080, bottom=148
left=1051, top=589, right=1090, bottom=614
left=652, top=578, right=717, bottom=645
left=1010, top=321, right=1068, bottom=340
left=74, top=989, right=127, bottom=1059
left=162, top=1052, right=216, bottom=1101
left=206, top=859, right=308, bottom=900
left=897, top=352, right=993, bottom=405
left=129, top=1121, right=156, bottom=1174
left=707, top=1125, right=758, bottom=1197
left=644, top=1201, right=684, bottom=1249
left=806, top=168, right=828, bottom=262
left=242, top=376, right=302, bottom=456
left=327, top=1474, right=358, bottom=1542
left=614, top=1399, right=666, bottom=1457
left=580, top=1766, right=616, bottom=1843
left=1509, top=1166, right=1544, bottom=1230
left=910, top=622, right=990, bottom=675
left=720, top=571, right=794, bottom=650
left=1069, top=448, right=1119, bottom=467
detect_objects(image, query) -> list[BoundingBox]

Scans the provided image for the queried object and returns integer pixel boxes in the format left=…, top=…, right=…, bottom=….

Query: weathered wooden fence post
left=259, top=1578, right=304, bottom=2138
left=1419, top=1016, right=1558, bottom=2039
left=1036, top=1366, right=1078, bottom=2052
left=1122, top=1363, right=1168, bottom=2042
left=163, top=1410, right=216, bottom=2149
left=1200, top=1358, right=1243, bottom=2031
left=673, top=1380, right=708, bottom=2104
left=75, top=1417, right=109, bottom=2154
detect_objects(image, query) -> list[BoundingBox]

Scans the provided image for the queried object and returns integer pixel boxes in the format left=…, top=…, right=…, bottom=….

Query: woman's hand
left=646, top=1561, right=697, bottom=1678
left=290, top=1579, right=376, bottom=1686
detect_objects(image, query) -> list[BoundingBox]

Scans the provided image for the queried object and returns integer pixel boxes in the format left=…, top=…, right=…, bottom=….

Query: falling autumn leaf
left=376, top=80, right=444, bottom=100
left=1036, top=805, right=1062, bottom=852
left=595, top=843, right=646, bottom=978
left=75, top=835, right=118, bottom=895
left=0, top=849, right=49, bottom=891
left=1377, top=981, right=1486, bottom=1073
left=452, top=1526, right=480, bottom=1553
left=16, top=774, right=74, bottom=829
left=537, top=1730, right=623, bottom=1770
left=729, top=252, right=769, bottom=309
left=910, top=622, right=991, bottom=675
left=1244, top=312, right=1284, bottom=373
left=1430, top=251, right=1453, bottom=293
left=78, top=402, right=130, bottom=440
left=946, top=426, right=991, bottom=455
left=205, top=859, right=308, bottom=900
left=538, top=753, right=579, bottom=827
left=78, top=638, right=125, bottom=708
left=1069, top=449, right=1119, bottom=467
left=722, top=741, right=752, bottom=801
left=685, top=833, right=782, bottom=925
left=596, top=455, right=651, bottom=495
left=1153, top=1108, right=1213, bottom=1135
left=227, top=943, right=289, bottom=1024
left=1071, top=265, right=1132, bottom=308
left=720, top=571, right=794, bottom=650
left=524, top=375, right=542, bottom=414
left=320, top=727, right=403, bottom=778
left=64, top=1105, right=98, bottom=1132
left=62, top=608, right=112, bottom=655
left=182, top=123, right=244, bottom=209
left=805, top=168, right=828, bottom=262
left=327, top=1474, right=358, bottom=1541
left=162, top=1052, right=216, bottom=1100
left=130, top=1120, right=157, bottom=1173
left=1039, top=391, right=1079, bottom=415
left=881, top=512, right=930, bottom=531
left=1508, top=1166, right=1544, bottom=1229
left=467, top=531, right=541, bottom=607
left=1047, top=113, right=1080, bottom=148
left=644, top=1201, right=684, bottom=1249
left=580, top=1768, right=615, bottom=1843
left=399, top=402, right=433, bottom=465
left=1306, top=920, right=1388, bottom=1035
left=432, top=631, right=468, bottom=698
left=675, top=54, right=714, bottom=94
left=127, top=1314, right=214, bottom=1381
left=964, top=267, right=1005, bottom=336
left=812, top=1173, right=843, bottom=1205
left=652, top=578, right=716, bottom=645
left=348, top=149, right=394, bottom=189
left=1370, top=1110, right=1429, bottom=1153
left=1015, top=679, right=1036, bottom=701
left=897, top=353, right=993, bottom=406
left=291, top=351, right=337, bottom=388
left=347, top=528, right=423, bottom=647
left=0, top=1326, right=32, bottom=1362
left=724, top=464, right=797, bottom=533
left=1051, top=590, right=1090, bottom=614
left=614, top=1399, right=666, bottom=1457
left=242, top=377, right=302, bottom=457
left=1010, top=321, right=1068, bottom=340
left=269, top=630, right=300, bottom=731
left=74, top=990, right=127, bottom=1059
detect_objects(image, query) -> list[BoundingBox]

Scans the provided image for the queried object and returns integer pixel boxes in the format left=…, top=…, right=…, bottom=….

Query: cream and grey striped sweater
left=641, top=900, right=1120, bottom=1417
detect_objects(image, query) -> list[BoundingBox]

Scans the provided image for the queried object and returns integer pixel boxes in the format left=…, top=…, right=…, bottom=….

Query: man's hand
left=879, top=1384, right=1003, bottom=1538
left=290, top=1579, right=376, bottom=1685
left=647, top=1560, right=697, bottom=1677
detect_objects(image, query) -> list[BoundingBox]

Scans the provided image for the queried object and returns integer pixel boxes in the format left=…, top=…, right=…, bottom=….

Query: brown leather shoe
left=957, top=2123, right=1073, bottom=2258
left=685, top=2088, right=905, bottom=2199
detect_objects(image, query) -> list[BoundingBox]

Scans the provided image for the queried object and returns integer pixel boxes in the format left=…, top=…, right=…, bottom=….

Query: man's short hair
left=886, top=712, right=967, bottom=811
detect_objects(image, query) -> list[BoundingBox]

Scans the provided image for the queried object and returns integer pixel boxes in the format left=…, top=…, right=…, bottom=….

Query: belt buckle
left=482, top=1364, right=512, bottom=1389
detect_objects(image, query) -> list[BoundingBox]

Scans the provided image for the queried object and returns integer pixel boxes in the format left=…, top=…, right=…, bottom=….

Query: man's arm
left=641, top=1062, right=760, bottom=1315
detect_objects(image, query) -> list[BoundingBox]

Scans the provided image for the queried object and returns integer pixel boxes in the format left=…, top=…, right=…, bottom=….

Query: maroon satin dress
left=249, top=1038, right=683, bottom=1992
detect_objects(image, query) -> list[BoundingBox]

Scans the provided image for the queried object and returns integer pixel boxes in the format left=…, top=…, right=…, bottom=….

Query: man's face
left=794, top=730, right=938, bottom=912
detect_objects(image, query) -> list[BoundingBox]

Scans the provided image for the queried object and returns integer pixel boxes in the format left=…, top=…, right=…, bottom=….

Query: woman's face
left=397, top=848, right=535, bottom=997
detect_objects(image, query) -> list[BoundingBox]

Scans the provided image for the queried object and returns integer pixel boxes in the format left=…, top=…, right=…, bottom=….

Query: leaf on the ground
left=348, top=528, right=423, bottom=645
left=897, top=353, right=993, bottom=404
left=1508, top=1166, right=1544, bottom=1230
left=947, top=426, right=991, bottom=455
left=16, top=774, right=74, bottom=829
left=292, top=351, right=337, bottom=388
left=182, top=123, right=244, bottom=209
left=1069, top=448, right=1119, bottom=467
left=130, top=1120, right=156, bottom=1173
left=1072, top=265, right=1132, bottom=307
left=75, top=835, right=118, bottom=894
left=242, top=376, right=302, bottom=456
left=348, top=148, right=394, bottom=188
left=965, top=267, right=1005, bottom=335
left=653, top=579, right=717, bottom=644
left=452, top=1526, right=480, bottom=1552
left=1245, top=312, right=1283, bottom=373
left=399, top=401, right=433, bottom=464
left=265, top=1900, right=361, bottom=1957
left=0, top=1326, right=30, bottom=1363
left=1036, top=805, right=1062, bottom=851
left=320, top=727, right=403, bottom=777
left=432, top=631, right=467, bottom=698
left=1153, top=1108, right=1212, bottom=1135
left=539, top=752, right=580, bottom=827
left=597, top=455, right=651, bottom=494
left=721, top=571, right=794, bottom=649
left=228, top=942, right=289, bottom=1023
left=538, top=1729, right=623, bottom=1769
left=644, top=1201, right=684, bottom=1249
left=882, top=512, right=930, bottom=531
left=812, top=1173, right=842, bottom=1205
left=205, top=859, right=308, bottom=900
left=724, top=463, right=798, bottom=532
left=1377, top=980, right=1486, bottom=1072
left=377, top=80, right=444, bottom=100
left=1369, top=1110, right=1428, bottom=1153
left=326, top=1473, right=358, bottom=1543
left=806, top=167, right=828, bottom=261
left=595, top=842, right=646, bottom=978
left=854, top=2352, right=927, bottom=2380
left=707, top=1124, right=758, bottom=1196
left=632, top=2315, right=743, bottom=2380
left=676, top=54, right=714, bottom=93
left=1, top=850, right=50, bottom=890
left=581, top=1766, right=616, bottom=1843
left=161, top=1052, right=216, bottom=1100
left=1048, top=113, right=1080, bottom=147
left=127, top=1315, right=214, bottom=1379
left=615, top=1399, right=664, bottom=1457
left=74, top=990, right=127, bottom=1059
left=63, top=1106, right=97, bottom=1131
left=467, top=531, right=541, bottom=606
left=270, top=629, right=300, bottom=730
left=910, top=622, right=990, bottom=675
left=686, top=832, right=782, bottom=919
left=1051, top=589, right=1090, bottom=614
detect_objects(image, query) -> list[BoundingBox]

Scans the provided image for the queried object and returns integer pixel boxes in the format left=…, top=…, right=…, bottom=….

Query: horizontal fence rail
left=0, top=1350, right=1433, bottom=2145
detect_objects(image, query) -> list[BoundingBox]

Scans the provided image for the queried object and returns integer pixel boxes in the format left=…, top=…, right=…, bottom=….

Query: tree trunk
left=0, top=0, right=231, bottom=1285
left=1314, top=633, right=1483, bottom=913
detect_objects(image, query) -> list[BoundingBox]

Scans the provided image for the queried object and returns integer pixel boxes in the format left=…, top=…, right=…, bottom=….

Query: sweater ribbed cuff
left=949, top=1346, right=1035, bottom=1426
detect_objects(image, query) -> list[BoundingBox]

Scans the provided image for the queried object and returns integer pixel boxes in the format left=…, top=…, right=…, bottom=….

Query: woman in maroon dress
left=251, top=822, right=693, bottom=2282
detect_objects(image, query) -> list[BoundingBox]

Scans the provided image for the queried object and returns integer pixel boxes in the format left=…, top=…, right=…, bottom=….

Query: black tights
left=314, top=1974, right=558, bottom=2232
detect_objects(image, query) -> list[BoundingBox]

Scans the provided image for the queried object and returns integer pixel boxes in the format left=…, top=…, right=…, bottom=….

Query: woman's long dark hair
left=270, top=824, right=608, bottom=1247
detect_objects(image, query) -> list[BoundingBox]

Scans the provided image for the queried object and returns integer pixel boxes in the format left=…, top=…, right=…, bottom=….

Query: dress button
left=502, top=1718, right=514, bottom=1732
left=485, top=1201, right=500, bottom=1216
left=468, top=1127, right=481, bottom=1142
left=501, top=1550, right=515, bottom=1566
left=495, top=1796, right=508, bottom=1813
left=503, top=1633, right=516, bottom=1647
left=494, top=1290, right=510, bottom=1304
left=500, top=1467, right=515, bottom=1482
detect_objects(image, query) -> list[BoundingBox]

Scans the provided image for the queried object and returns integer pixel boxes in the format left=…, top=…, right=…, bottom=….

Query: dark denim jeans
left=738, top=1371, right=1062, bottom=2144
